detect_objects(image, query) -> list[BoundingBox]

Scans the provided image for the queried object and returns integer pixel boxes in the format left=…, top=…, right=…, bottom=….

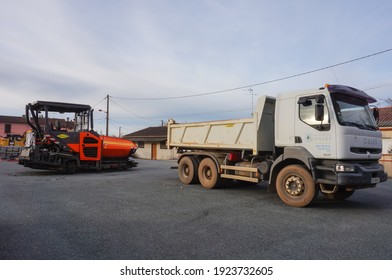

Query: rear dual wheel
left=178, top=156, right=221, bottom=189
left=178, top=156, right=199, bottom=184
left=198, top=157, right=220, bottom=189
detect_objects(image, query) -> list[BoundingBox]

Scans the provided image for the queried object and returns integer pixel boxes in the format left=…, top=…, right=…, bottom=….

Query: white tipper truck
left=167, top=84, right=388, bottom=207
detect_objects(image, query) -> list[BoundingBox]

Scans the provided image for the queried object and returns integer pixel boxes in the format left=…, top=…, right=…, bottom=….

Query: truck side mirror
left=372, top=107, right=379, bottom=124
left=315, top=95, right=324, bottom=104
left=315, top=104, right=324, bottom=121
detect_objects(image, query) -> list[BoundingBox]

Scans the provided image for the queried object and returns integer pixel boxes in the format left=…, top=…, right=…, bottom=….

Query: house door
left=151, top=143, right=158, bottom=160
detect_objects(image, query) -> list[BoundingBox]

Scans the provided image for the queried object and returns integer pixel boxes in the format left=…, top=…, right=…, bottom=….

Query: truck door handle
left=295, top=136, right=302, bottom=143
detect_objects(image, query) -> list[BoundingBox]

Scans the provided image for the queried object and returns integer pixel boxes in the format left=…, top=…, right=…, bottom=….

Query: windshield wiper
left=341, top=121, right=365, bottom=129
left=363, top=124, right=378, bottom=131
left=341, top=121, right=377, bottom=130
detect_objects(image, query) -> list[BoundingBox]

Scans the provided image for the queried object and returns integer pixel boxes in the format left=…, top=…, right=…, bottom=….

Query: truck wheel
left=322, top=189, right=355, bottom=201
left=178, top=156, right=199, bottom=184
left=276, top=165, right=318, bottom=207
left=198, top=157, right=220, bottom=189
left=66, top=162, right=77, bottom=174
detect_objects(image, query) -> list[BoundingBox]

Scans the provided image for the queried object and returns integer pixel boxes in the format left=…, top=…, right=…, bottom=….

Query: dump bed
left=168, top=116, right=257, bottom=151
left=167, top=96, right=276, bottom=154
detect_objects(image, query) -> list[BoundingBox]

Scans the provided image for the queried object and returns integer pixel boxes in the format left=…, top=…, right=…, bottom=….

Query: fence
left=0, top=146, right=23, bottom=161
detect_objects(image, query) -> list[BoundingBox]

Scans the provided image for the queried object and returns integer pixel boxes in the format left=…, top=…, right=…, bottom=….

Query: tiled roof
left=0, top=115, right=26, bottom=124
left=123, top=126, right=167, bottom=141
left=0, top=115, right=74, bottom=128
left=378, top=106, right=392, bottom=127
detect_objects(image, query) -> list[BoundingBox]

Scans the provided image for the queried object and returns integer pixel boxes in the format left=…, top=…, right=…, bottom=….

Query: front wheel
left=276, top=165, right=318, bottom=207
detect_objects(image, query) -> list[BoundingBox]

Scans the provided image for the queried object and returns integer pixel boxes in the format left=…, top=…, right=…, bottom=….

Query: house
left=378, top=106, right=392, bottom=177
left=123, top=126, right=176, bottom=160
left=0, top=115, right=75, bottom=137
left=0, top=115, right=30, bottom=137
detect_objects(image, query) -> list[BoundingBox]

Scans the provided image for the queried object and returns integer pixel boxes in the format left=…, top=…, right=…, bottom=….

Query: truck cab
left=272, top=84, right=387, bottom=203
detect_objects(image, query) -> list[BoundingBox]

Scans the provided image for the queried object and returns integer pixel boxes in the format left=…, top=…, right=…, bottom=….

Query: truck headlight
left=335, top=164, right=356, bottom=172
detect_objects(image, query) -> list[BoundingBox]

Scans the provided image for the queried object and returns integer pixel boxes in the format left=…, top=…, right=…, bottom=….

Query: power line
left=166, top=107, right=251, bottom=119
left=363, top=82, right=392, bottom=91
left=106, top=81, right=392, bottom=122
left=109, top=97, right=158, bottom=121
left=92, top=96, right=107, bottom=109
left=111, top=48, right=392, bottom=101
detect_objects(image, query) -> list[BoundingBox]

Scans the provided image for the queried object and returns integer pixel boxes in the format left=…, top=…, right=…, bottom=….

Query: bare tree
left=381, top=98, right=392, bottom=107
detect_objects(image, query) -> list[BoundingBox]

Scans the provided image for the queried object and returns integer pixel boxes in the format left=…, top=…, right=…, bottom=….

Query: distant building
left=379, top=106, right=392, bottom=177
left=123, top=126, right=176, bottom=160
left=0, top=116, right=30, bottom=137
left=0, top=115, right=74, bottom=137
left=378, top=106, right=392, bottom=128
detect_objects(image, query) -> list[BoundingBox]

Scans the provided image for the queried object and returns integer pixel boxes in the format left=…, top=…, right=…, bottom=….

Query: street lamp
left=99, top=109, right=109, bottom=136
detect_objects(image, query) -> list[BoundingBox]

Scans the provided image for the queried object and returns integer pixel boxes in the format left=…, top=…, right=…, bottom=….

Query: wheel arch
left=268, top=147, right=315, bottom=193
left=178, top=152, right=222, bottom=172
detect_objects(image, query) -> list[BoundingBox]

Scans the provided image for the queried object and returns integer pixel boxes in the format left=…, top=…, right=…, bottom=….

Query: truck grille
left=350, top=147, right=382, bottom=154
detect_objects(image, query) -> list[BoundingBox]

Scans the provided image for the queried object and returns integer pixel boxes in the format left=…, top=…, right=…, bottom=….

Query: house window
left=160, top=141, right=167, bottom=149
left=4, top=124, right=11, bottom=134
left=138, top=141, right=145, bottom=148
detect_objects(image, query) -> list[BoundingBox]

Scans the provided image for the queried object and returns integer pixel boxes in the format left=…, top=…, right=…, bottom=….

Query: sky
left=0, top=0, right=391, bottom=136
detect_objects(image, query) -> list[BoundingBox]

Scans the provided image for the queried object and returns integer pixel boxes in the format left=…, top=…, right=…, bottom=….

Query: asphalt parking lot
left=1, top=159, right=392, bottom=260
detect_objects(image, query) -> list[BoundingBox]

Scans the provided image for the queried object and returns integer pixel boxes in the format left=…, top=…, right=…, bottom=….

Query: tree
left=376, top=98, right=392, bottom=107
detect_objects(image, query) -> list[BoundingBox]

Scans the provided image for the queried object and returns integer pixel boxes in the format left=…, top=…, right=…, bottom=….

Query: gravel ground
left=1, top=159, right=392, bottom=260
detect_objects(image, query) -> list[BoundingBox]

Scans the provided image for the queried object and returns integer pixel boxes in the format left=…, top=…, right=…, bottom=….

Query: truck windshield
left=331, top=93, right=377, bottom=130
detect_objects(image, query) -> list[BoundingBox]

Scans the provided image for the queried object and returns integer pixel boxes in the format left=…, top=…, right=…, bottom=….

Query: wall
left=380, top=127, right=392, bottom=177
left=133, top=141, right=177, bottom=160
left=0, top=123, right=30, bottom=137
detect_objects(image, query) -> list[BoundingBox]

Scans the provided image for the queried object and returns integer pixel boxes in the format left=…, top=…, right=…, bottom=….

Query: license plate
left=371, top=177, right=380, bottom=184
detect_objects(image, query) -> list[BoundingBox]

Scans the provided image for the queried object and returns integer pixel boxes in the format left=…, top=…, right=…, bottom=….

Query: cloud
left=0, top=0, right=391, bottom=135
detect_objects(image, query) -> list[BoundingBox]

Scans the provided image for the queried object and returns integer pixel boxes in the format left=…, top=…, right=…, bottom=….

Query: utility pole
left=244, top=88, right=257, bottom=117
left=98, top=94, right=110, bottom=136
left=248, top=88, right=254, bottom=116
left=105, top=94, right=109, bottom=136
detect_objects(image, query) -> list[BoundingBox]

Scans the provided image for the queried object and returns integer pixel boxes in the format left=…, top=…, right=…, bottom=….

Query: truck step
left=220, top=165, right=259, bottom=183
left=220, top=173, right=259, bottom=183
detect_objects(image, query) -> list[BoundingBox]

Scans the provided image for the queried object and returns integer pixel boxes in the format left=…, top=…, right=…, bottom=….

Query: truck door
left=79, top=132, right=102, bottom=161
left=295, top=95, right=336, bottom=159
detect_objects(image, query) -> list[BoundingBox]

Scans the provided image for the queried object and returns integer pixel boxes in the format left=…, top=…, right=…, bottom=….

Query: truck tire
left=178, top=156, right=199, bottom=184
left=276, top=165, right=318, bottom=207
left=65, top=161, right=77, bottom=174
left=198, top=157, right=220, bottom=189
left=322, top=189, right=355, bottom=201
